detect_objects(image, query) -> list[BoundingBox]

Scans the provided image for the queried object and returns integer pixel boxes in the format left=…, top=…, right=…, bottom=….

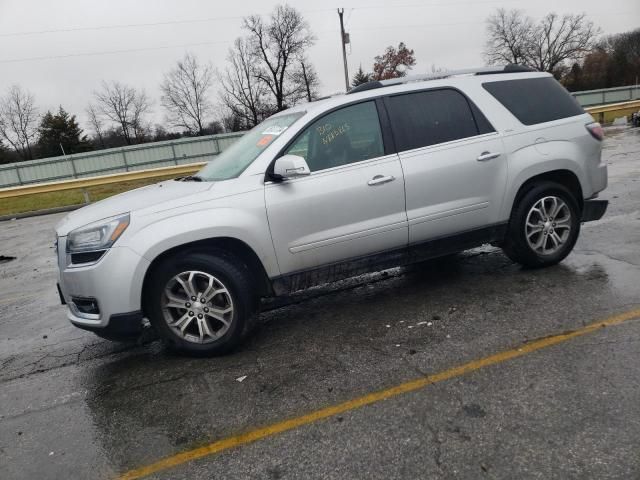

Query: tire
left=145, top=251, right=259, bottom=356
left=502, top=181, right=581, bottom=268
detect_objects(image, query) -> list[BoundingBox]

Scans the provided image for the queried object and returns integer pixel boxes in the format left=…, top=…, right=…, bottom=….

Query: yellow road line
left=118, top=307, right=640, bottom=480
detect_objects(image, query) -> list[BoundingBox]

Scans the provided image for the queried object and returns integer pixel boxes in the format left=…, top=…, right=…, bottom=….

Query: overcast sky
left=1, top=0, right=638, bottom=132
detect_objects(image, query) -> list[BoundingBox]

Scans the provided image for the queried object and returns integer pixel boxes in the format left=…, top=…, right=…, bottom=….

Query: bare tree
left=243, top=4, right=315, bottom=111
left=161, top=53, right=214, bottom=135
left=484, top=9, right=533, bottom=66
left=220, top=4, right=319, bottom=125
left=130, top=90, right=151, bottom=141
left=484, top=9, right=601, bottom=74
left=85, top=103, right=105, bottom=148
left=0, top=85, right=38, bottom=160
left=92, top=81, right=151, bottom=144
left=529, top=13, right=601, bottom=73
left=220, top=37, right=270, bottom=129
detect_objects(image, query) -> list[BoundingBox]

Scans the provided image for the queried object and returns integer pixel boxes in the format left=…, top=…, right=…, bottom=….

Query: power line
left=344, top=8, right=354, bottom=28
left=347, top=10, right=636, bottom=31
left=0, top=0, right=532, bottom=38
left=0, top=16, right=246, bottom=37
left=0, top=40, right=232, bottom=64
left=0, top=28, right=348, bottom=64
left=1, top=10, right=634, bottom=64
left=0, top=8, right=334, bottom=38
left=349, top=0, right=527, bottom=11
left=350, top=20, right=486, bottom=32
left=0, top=32, right=352, bottom=64
left=1, top=0, right=634, bottom=38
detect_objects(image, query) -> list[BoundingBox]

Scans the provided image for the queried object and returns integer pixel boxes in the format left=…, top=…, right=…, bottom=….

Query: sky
left=0, top=0, right=638, bottom=133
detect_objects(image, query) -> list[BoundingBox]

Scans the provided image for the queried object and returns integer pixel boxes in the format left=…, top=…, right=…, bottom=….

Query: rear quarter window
left=483, top=77, right=584, bottom=126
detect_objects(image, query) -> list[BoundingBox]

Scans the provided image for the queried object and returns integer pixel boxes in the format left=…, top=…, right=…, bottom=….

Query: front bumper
left=72, top=311, right=144, bottom=340
left=581, top=199, right=608, bottom=222
left=57, top=237, right=150, bottom=334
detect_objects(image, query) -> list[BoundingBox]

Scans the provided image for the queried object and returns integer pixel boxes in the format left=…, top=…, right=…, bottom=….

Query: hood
left=55, top=179, right=213, bottom=235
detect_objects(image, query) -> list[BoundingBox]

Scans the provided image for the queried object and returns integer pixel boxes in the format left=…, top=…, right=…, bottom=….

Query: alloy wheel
left=161, top=271, right=234, bottom=344
left=525, top=196, right=572, bottom=255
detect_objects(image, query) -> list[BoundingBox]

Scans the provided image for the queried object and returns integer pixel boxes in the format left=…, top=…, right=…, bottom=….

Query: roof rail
left=347, top=64, right=535, bottom=94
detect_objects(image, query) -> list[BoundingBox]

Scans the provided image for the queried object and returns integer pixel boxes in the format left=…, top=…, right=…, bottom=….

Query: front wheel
left=502, top=182, right=581, bottom=268
left=145, top=252, right=258, bottom=356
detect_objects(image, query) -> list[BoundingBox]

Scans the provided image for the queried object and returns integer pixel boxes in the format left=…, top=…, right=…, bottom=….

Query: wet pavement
left=1, top=128, right=639, bottom=479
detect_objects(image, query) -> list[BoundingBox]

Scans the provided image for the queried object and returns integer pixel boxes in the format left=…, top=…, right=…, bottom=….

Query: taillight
left=586, top=122, right=604, bottom=141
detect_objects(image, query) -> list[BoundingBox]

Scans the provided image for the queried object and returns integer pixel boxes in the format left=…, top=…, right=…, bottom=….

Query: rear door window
left=482, top=76, right=584, bottom=125
left=385, top=89, right=492, bottom=152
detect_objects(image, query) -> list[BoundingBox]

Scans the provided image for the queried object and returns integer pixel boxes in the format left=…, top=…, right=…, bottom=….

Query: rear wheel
left=502, top=182, right=580, bottom=268
left=145, top=252, right=259, bottom=356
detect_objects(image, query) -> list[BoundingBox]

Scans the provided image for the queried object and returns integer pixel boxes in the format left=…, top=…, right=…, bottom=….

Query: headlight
left=67, top=213, right=130, bottom=253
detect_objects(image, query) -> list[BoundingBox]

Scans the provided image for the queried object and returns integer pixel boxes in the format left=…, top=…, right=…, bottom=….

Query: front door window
left=284, top=101, right=384, bottom=172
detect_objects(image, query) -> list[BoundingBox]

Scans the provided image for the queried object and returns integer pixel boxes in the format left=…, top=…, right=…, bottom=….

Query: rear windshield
left=482, top=77, right=584, bottom=126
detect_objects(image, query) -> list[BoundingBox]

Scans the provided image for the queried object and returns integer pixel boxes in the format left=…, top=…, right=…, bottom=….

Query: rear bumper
left=581, top=199, right=608, bottom=222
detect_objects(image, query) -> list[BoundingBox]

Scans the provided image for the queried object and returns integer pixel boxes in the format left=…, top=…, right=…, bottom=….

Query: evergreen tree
left=352, top=65, right=371, bottom=87
left=0, top=140, right=12, bottom=164
left=37, top=106, right=92, bottom=158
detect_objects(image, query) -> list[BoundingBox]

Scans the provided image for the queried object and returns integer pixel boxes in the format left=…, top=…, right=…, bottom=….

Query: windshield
left=197, top=112, right=305, bottom=181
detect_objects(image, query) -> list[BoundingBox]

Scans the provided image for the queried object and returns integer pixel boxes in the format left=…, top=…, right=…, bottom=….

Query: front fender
left=126, top=206, right=280, bottom=279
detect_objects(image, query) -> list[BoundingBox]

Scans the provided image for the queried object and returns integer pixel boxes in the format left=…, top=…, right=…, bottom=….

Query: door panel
left=265, top=155, right=407, bottom=275
left=399, top=135, right=507, bottom=243
left=384, top=88, right=508, bottom=244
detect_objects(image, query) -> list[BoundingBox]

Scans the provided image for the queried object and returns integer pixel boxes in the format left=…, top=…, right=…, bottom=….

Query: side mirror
left=273, top=154, right=311, bottom=179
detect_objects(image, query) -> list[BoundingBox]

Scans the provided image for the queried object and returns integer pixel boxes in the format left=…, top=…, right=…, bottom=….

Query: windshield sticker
left=262, top=126, right=288, bottom=136
left=257, top=135, right=274, bottom=147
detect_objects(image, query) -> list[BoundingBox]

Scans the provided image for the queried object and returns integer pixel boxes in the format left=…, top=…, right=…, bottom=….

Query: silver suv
left=55, top=65, right=608, bottom=355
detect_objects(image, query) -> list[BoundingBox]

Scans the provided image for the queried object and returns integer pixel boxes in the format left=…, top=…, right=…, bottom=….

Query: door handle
left=367, top=175, right=395, bottom=186
left=477, top=151, right=501, bottom=162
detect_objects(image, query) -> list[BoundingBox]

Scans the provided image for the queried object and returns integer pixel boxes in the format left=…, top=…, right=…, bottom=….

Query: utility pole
left=337, top=8, right=350, bottom=92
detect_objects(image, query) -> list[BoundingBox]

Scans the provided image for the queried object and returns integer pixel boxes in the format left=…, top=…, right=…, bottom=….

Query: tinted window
left=483, top=77, right=584, bottom=125
left=469, top=102, right=495, bottom=135
left=385, top=89, right=487, bottom=152
left=285, top=101, right=384, bottom=172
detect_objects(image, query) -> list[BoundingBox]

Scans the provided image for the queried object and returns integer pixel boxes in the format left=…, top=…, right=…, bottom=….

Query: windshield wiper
left=178, top=175, right=204, bottom=182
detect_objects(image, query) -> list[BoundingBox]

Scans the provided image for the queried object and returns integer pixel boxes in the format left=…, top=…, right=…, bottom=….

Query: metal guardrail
left=573, top=85, right=640, bottom=107
left=584, top=99, right=640, bottom=114
left=0, top=132, right=243, bottom=189
left=585, top=99, right=640, bottom=124
left=0, top=100, right=637, bottom=203
left=0, top=162, right=205, bottom=199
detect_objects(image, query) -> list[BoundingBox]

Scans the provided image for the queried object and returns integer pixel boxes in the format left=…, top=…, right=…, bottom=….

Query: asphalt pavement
left=1, top=127, right=639, bottom=480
